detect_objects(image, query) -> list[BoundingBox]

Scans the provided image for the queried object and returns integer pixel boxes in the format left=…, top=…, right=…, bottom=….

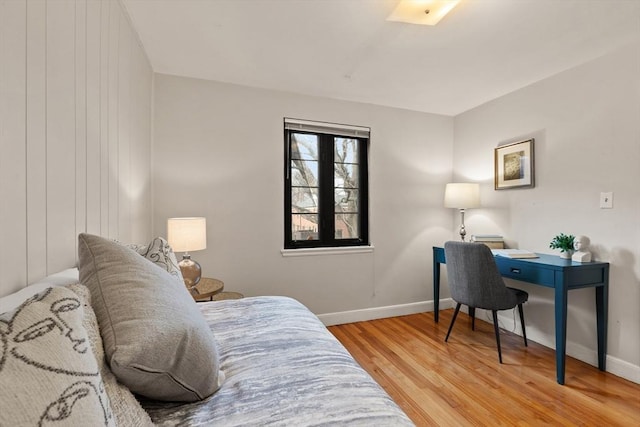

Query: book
left=491, top=249, right=538, bottom=259
left=479, top=241, right=505, bottom=249
left=471, top=234, right=504, bottom=242
left=471, top=235, right=505, bottom=248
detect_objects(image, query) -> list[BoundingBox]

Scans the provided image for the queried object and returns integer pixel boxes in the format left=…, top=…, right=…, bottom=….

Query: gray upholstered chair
left=443, top=241, right=528, bottom=363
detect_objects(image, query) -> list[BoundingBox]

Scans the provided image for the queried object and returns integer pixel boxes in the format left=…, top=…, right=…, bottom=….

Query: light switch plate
left=600, top=192, right=613, bottom=209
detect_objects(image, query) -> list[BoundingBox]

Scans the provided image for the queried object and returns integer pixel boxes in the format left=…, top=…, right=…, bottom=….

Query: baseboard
left=606, top=355, right=640, bottom=384
left=474, top=309, right=640, bottom=385
left=522, top=326, right=640, bottom=384
left=319, top=301, right=639, bottom=385
left=317, top=298, right=454, bottom=327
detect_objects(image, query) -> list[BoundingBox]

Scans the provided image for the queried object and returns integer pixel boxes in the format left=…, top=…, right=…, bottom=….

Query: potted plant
left=549, top=233, right=575, bottom=259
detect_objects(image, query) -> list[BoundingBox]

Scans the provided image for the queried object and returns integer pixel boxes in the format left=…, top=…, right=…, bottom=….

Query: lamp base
left=179, top=254, right=202, bottom=289
left=458, top=208, right=467, bottom=241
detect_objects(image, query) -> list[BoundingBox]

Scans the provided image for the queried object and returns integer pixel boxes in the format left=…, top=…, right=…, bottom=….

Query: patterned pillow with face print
left=125, top=237, right=184, bottom=284
left=0, top=286, right=115, bottom=426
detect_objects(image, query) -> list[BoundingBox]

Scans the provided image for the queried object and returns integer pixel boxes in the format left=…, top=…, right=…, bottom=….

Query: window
left=284, top=118, right=369, bottom=249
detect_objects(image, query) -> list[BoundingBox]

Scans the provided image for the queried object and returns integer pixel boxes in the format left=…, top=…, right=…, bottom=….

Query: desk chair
left=443, top=241, right=528, bottom=363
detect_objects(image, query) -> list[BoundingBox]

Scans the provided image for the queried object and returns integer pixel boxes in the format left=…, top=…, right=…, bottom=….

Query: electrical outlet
left=600, top=192, right=613, bottom=209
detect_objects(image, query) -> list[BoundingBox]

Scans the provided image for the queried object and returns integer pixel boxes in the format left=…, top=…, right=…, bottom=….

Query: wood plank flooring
left=328, top=309, right=640, bottom=426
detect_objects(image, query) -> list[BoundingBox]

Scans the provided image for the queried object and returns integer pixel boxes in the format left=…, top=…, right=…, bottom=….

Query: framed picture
left=494, top=138, right=534, bottom=190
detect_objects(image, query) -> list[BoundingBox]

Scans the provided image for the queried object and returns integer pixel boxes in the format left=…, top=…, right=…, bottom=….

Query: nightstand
left=190, top=277, right=224, bottom=302
left=211, top=291, right=244, bottom=301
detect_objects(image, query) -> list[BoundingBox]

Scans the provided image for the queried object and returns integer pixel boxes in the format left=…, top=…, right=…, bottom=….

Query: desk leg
left=555, top=285, right=569, bottom=385
left=433, top=261, right=441, bottom=323
left=596, top=284, right=608, bottom=371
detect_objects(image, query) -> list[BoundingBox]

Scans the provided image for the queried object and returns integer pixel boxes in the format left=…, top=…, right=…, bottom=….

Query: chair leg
left=469, top=307, right=476, bottom=331
left=492, top=310, right=503, bottom=364
left=445, top=303, right=462, bottom=342
left=518, top=303, right=528, bottom=347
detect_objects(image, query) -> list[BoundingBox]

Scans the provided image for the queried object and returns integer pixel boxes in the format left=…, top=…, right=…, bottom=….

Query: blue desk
left=432, top=246, right=609, bottom=385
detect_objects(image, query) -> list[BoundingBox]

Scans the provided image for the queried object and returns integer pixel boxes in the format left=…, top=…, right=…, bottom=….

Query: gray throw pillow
left=77, top=233, right=224, bottom=402
left=66, top=283, right=154, bottom=426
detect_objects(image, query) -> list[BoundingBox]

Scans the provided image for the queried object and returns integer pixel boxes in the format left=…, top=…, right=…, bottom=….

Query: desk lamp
left=167, top=217, right=207, bottom=289
left=444, top=183, right=480, bottom=241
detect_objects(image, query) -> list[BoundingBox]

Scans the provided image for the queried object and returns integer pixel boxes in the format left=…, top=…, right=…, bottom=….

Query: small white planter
left=559, top=250, right=574, bottom=259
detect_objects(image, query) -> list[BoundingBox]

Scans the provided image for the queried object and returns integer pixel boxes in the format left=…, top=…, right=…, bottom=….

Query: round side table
left=190, top=277, right=224, bottom=302
left=211, top=291, right=244, bottom=301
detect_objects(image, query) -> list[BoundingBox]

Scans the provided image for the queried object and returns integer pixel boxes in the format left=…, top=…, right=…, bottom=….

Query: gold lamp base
left=179, top=253, right=202, bottom=289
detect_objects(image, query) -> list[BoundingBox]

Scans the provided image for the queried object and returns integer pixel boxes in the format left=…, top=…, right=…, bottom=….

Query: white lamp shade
left=444, top=183, right=480, bottom=209
left=167, top=217, right=207, bottom=252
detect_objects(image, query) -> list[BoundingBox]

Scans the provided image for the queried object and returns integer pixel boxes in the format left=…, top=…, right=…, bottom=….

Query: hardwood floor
left=328, top=309, right=640, bottom=426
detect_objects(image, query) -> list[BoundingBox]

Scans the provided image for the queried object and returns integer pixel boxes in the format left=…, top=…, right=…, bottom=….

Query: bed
left=0, top=234, right=413, bottom=426
left=142, top=296, right=412, bottom=426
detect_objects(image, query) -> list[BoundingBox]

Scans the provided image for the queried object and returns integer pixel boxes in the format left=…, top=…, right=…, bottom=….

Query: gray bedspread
left=141, top=296, right=414, bottom=426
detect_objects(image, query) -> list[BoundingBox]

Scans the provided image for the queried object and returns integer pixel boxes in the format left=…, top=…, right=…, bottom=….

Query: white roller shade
left=284, top=118, right=370, bottom=138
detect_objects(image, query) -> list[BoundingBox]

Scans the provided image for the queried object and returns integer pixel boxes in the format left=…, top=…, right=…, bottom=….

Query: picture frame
left=494, top=138, right=534, bottom=190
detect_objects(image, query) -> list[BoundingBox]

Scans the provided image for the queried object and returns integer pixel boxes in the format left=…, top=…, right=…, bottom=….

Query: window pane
left=292, top=214, right=319, bottom=241
left=285, top=125, right=368, bottom=249
left=291, top=133, right=318, bottom=160
left=335, top=189, right=359, bottom=213
left=335, top=213, right=359, bottom=239
left=292, top=160, right=318, bottom=187
left=335, top=138, right=358, bottom=164
left=292, top=187, right=318, bottom=213
left=334, top=164, right=359, bottom=189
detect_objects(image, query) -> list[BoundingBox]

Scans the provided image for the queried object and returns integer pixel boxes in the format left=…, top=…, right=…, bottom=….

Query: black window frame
left=284, top=121, right=369, bottom=249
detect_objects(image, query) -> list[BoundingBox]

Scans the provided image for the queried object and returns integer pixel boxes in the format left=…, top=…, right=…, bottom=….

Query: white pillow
left=31, top=267, right=80, bottom=286
left=0, top=268, right=80, bottom=314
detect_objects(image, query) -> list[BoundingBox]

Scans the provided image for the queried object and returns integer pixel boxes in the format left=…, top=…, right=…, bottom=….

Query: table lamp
left=167, top=217, right=207, bottom=289
left=444, top=183, right=480, bottom=241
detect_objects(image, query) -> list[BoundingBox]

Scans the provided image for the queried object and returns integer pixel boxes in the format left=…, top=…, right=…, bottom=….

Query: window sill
left=281, top=245, right=375, bottom=257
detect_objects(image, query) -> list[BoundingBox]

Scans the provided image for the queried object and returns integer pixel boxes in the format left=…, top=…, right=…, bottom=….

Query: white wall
left=153, top=74, right=454, bottom=315
left=0, top=0, right=153, bottom=297
left=150, top=18, right=639, bottom=383
left=454, top=42, right=640, bottom=381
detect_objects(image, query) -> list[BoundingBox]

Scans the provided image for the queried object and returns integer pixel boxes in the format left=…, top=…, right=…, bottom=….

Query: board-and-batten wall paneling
left=0, top=0, right=153, bottom=297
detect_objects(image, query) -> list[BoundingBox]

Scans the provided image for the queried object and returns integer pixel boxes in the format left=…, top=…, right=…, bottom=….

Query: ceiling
left=122, top=0, right=640, bottom=116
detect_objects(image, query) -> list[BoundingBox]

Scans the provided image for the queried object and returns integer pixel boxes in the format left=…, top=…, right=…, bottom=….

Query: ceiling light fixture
left=387, top=0, right=461, bottom=26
